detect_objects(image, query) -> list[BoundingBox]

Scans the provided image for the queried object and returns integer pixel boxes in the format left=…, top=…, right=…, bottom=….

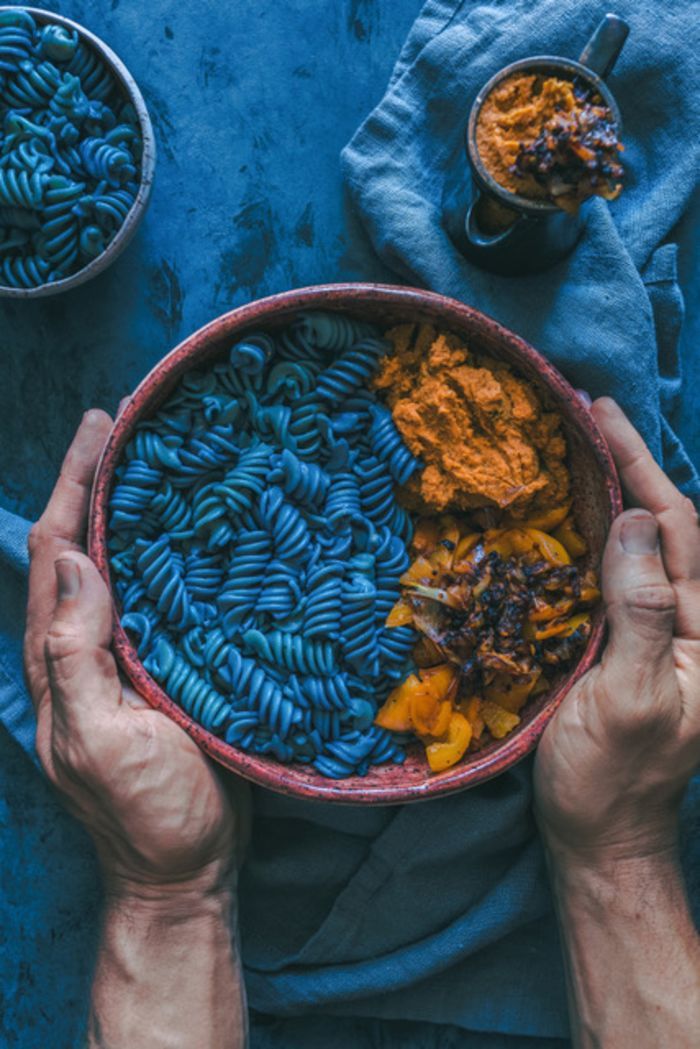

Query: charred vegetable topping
left=476, top=72, right=624, bottom=214
left=512, top=81, right=623, bottom=213
left=376, top=515, right=600, bottom=771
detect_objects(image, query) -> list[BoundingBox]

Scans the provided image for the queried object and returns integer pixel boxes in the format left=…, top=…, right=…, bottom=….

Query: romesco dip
left=475, top=72, right=624, bottom=213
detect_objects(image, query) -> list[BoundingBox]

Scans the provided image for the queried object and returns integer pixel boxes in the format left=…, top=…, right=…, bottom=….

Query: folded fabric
left=0, top=510, right=35, bottom=755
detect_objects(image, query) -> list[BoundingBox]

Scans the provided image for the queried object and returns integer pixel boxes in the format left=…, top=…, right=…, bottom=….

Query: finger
left=36, top=409, right=113, bottom=544
left=575, top=388, right=592, bottom=408
left=601, top=510, right=679, bottom=706
left=117, top=396, right=130, bottom=418
left=45, top=552, right=121, bottom=734
left=25, top=411, right=113, bottom=705
left=593, top=397, right=700, bottom=637
left=592, top=398, right=694, bottom=515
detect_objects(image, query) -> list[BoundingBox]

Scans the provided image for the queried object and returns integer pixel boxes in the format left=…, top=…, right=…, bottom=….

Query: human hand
left=534, top=398, right=700, bottom=866
left=24, top=411, right=249, bottom=901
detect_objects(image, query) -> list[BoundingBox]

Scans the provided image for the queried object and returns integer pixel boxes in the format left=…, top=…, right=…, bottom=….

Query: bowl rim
left=0, top=4, right=156, bottom=298
left=88, top=282, right=622, bottom=804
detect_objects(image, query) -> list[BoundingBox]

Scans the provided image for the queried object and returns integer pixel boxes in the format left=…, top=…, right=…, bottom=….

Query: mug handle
left=578, top=13, right=629, bottom=79
left=463, top=188, right=521, bottom=249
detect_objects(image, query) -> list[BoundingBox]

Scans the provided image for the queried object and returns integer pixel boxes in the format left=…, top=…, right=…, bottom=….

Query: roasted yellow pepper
left=375, top=665, right=458, bottom=735
left=517, top=503, right=571, bottom=532
left=481, top=701, right=521, bottom=739
left=460, top=695, right=485, bottom=740
left=483, top=670, right=540, bottom=713
left=410, top=664, right=458, bottom=736
left=374, top=679, right=414, bottom=732
left=553, top=517, right=588, bottom=558
left=533, top=612, right=590, bottom=641
left=484, top=527, right=571, bottom=565
left=425, top=712, right=473, bottom=772
left=385, top=598, right=414, bottom=627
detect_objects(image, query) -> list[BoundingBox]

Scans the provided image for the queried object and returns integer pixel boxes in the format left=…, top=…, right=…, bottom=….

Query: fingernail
left=55, top=559, right=81, bottom=599
left=620, top=512, right=659, bottom=554
left=575, top=388, right=592, bottom=408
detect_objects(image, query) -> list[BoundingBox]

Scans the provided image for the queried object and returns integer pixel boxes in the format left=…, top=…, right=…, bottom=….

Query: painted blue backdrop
left=1, top=1, right=699, bottom=1047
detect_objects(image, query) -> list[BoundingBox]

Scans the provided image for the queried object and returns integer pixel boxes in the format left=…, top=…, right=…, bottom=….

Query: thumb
left=46, top=552, right=121, bottom=727
left=601, top=509, right=677, bottom=702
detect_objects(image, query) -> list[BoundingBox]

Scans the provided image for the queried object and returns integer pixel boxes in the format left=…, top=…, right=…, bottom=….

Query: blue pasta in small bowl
left=0, top=6, right=155, bottom=296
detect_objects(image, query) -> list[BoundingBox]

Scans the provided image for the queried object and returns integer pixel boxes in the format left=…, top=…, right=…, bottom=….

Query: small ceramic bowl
left=0, top=6, right=156, bottom=298
left=88, top=283, right=622, bottom=804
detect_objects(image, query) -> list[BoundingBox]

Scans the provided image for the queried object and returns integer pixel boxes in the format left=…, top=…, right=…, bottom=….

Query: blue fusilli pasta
left=108, top=313, right=419, bottom=777
left=0, top=9, right=142, bottom=288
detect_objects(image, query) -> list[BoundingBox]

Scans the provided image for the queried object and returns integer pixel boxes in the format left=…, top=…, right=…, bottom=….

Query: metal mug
left=443, top=14, right=629, bottom=276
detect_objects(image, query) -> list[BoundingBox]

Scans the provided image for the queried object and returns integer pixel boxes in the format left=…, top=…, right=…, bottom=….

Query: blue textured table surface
left=2, top=2, right=699, bottom=1047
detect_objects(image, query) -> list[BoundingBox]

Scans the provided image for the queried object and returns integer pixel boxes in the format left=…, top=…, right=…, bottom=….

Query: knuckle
left=628, top=704, right=678, bottom=739
left=27, top=521, right=48, bottom=559
left=45, top=622, right=85, bottom=664
left=52, top=725, right=94, bottom=781
left=681, top=497, right=699, bottom=523
left=55, top=741, right=88, bottom=782
left=93, top=645, right=118, bottom=681
left=600, top=676, right=677, bottom=735
left=622, top=582, right=676, bottom=617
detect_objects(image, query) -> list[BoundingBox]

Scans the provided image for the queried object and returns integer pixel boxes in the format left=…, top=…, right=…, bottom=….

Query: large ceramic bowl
left=0, top=6, right=156, bottom=298
left=88, top=283, right=622, bottom=804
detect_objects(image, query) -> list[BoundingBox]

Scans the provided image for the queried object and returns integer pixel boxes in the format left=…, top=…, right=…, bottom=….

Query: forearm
left=88, top=884, right=247, bottom=1049
left=548, top=848, right=700, bottom=1049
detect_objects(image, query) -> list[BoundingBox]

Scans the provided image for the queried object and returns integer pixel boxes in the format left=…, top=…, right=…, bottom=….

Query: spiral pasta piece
left=145, top=640, right=231, bottom=732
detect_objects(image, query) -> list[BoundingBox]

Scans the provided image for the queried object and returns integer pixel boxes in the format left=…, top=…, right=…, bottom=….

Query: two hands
left=24, top=399, right=700, bottom=1048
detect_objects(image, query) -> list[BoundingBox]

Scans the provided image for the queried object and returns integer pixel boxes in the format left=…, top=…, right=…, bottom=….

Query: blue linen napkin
left=0, top=510, right=35, bottom=754
left=1, top=2, right=699, bottom=1046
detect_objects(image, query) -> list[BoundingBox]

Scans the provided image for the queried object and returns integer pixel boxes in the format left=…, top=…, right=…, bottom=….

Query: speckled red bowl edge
left=88, top=282, right=623, bottom=804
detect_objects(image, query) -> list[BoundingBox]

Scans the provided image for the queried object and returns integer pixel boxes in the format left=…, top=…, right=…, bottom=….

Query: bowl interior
left=0, top=5, right=156, bottom=298
left=89, top=284, right=621, bottom=804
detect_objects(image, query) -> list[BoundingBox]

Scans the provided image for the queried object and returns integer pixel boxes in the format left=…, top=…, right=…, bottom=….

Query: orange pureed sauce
left=476, top=72, right=623, bottom=212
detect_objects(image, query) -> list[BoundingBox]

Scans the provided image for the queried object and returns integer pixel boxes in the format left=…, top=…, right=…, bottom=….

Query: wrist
left=102, top=859, right=237, bottom=922
left=543, top=839, right=682, bottom=910
left=92, top=863, right=245, bottom=1049
left=545, top=835, right=700, bottom=1049
left=536, top=808, right=680, bottom=872
left=540, top=833, right=679, bottom=871
left=102, top=883, right=238, bottom=950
